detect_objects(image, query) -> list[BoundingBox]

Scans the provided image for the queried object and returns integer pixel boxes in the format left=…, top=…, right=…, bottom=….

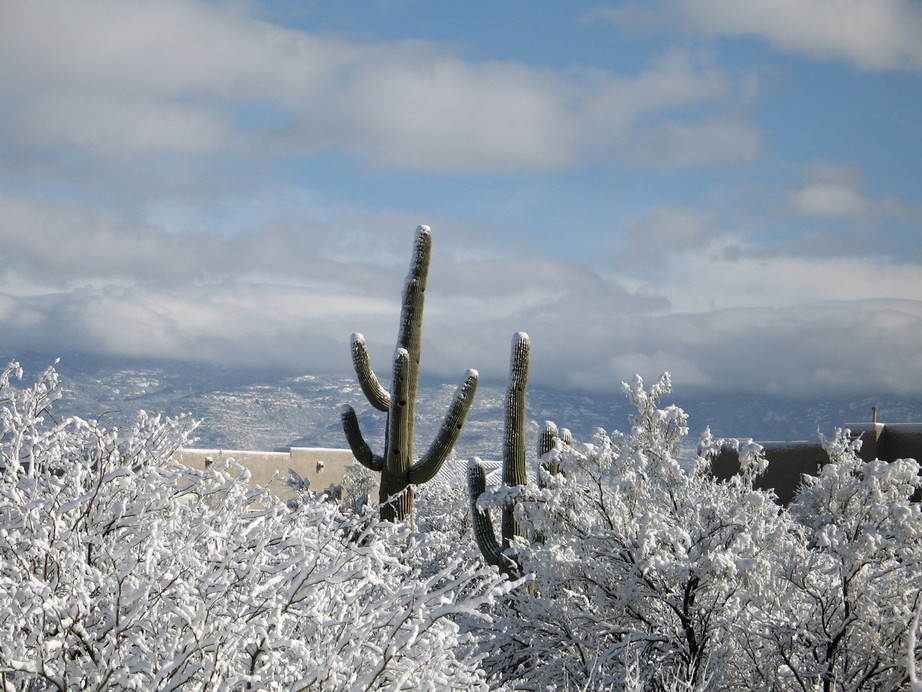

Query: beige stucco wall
left=175, top=447, right=356, bottom=499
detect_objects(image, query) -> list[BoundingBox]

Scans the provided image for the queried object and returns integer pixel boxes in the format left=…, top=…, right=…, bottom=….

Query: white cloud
left=0, top=193, right=420, bottom=300
left=427, top=291, right=922, bottom=397
left=663, top=251, right=922, bottom=313
left=606, top=158, right=922, bottom=314
left=333, top=58, right=582, bottom=172
left=1, top=202, right=921, bottom=398
left=791, top=183, right=871, bottom=219
left=785, top=164, right=913, bottom=224
left=0, top=0, right=752, bottom=174
left=595, top=0, right=922, bottom=71
left=612, top=300, right=922, bottom=396
left=682, top=0, right=922, bottom=71
left=20, top=94, right=232, bottom=157
left=617, top=206, right=719, bottom=270
left=628, top=116, right=761, bottom=168
left=610, top=161, right=921, bottom=296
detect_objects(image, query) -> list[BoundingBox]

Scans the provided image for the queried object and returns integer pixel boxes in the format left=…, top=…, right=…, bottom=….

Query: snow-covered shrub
left=745, top=429, right=922, bottom=691
left=474, top=373, right=922, bottom=691
left=473, top=374, right=785, bottom=689
left=0, top=363, right=505, bottom=691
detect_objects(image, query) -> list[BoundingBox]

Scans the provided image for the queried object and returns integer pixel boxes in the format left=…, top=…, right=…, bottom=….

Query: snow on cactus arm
left=350, top=333, right=390, bottom=412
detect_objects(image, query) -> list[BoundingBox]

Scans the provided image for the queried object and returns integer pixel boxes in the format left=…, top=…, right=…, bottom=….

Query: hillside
left=15, top=353, right=921, bottom=463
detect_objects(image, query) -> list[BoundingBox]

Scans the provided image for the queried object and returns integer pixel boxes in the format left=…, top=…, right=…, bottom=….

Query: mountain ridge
left=10, top=353, right=921, bottom=463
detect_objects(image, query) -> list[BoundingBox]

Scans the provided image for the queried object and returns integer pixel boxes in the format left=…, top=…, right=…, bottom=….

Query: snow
left=4, top=362, right=922, bottom=690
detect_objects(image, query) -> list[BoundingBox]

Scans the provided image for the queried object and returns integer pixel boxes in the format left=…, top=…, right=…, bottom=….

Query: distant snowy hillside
left=13, top=353, right=922, bottom=461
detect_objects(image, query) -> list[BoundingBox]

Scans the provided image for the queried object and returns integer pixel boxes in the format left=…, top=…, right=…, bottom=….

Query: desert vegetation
left=2, top=359, right=922, bottom=690
left=3, top=228, right=922, bottom=690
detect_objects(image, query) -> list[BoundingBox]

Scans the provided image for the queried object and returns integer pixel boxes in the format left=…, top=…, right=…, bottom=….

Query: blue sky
left=1, top=0, right=921, bottom=397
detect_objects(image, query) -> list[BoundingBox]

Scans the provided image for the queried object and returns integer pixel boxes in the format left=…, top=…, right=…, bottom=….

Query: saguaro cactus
left=538, top=421, right=571, bottom=487
left=468, top=333, right=569, bottom=579
left=468, top=332, right=530, bottom=577
left=340, top=225, right=479, bottom=522
left=468, top=333, right=572, bottom=577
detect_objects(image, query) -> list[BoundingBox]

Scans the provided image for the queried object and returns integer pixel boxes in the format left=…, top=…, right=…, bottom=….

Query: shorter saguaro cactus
left=538, top=420, right=571, bottom=486
left=340, top=226, right=479, bottom=522
left=467, top=332, right=569, bottom=578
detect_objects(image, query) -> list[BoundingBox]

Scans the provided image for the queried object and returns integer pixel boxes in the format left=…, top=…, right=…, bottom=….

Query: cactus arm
left=468, top=457, right=520, bottom=578
left=385, top=348, right=412, bottom=477
left=502, top=332, right=530, bottom=545
left=350, top=333, right=390, bottom=412
left=559, top=428, right=573, bottom=446
left=538, top=420, right=560, bottom=487
left=538, top=420, right=559, bottom=458
left=377, top=349, right=414, bottom=521
left=538, top=421, right=571, bottom=482
left=340, top=404, right=384, bottom=472
left=410, top=369, right=479, bottom=484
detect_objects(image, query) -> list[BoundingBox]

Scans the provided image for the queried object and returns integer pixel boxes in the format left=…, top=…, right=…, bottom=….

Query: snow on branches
left=0, top=363, right=504, bottom=691
left=3, top=361, right=921, bottom=691
left=476, top=374, right=922, bottom=691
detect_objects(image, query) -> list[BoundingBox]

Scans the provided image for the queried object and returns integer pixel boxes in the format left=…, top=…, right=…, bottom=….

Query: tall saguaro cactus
left=340, top=225, right=479, bottom=522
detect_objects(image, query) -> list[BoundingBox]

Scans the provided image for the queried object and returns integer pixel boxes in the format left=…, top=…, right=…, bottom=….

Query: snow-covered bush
left=744, top=429, right=922, bottom=691
left=473, top=374, right=922, bottom=691
left=0, top=363, right=505, bottom=691
left=475, top=374, right=785, bottom=689
left=6, top=359, right=921, bottom=691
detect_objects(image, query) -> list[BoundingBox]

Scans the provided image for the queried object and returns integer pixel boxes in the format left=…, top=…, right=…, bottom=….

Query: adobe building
left=175, top=447, right=356, bottom=500
left=708, top=419, right=922, bottom=504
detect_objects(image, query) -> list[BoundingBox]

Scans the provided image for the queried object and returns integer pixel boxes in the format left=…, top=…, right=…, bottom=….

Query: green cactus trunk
left=501, top=332, right=530, bottom=550
left=468, top=333, right=530, bottom=578
left=468, top=332, right=571, bottom=578
left=340, top=226, right=479, bottom=522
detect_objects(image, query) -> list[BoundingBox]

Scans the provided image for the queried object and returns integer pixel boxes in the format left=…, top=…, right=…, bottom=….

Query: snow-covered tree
left=6, top=358, right=921, bottom=691
left=0, top=363, right=506, bottom=691
left=742, top=429, right=922, bottom=691
left=470, top=375, right=766, bottom=688
left=471, top=373, right=922, bottom=691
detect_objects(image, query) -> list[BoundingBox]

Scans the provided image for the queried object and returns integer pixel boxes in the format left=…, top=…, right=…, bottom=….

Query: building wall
left=175, top=447, right=356, bottom=499
left=709, top=422, right=922, bottom=505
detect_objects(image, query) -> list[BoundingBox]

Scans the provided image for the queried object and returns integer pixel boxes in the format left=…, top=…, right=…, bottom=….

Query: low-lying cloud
left=2, top=209, right=921, bottom=399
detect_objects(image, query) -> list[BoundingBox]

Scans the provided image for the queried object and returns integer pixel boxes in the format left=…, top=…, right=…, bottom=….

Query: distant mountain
left=11, top=353, right=922, bottom=465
